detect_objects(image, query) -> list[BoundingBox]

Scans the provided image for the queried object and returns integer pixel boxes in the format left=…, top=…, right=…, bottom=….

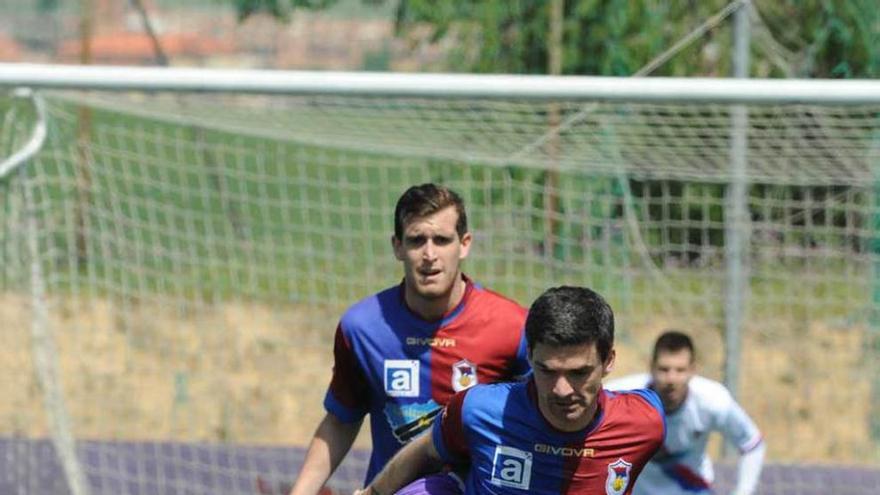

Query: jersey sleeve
left=323, top=324, right=370, bottom=423
left=629, top=388, right=665, bottom=419
left=432, top=389, right=471, bottom=464
left=719, top=398, right=763, bottom=453
left=628, top=388, right=667, bottom=448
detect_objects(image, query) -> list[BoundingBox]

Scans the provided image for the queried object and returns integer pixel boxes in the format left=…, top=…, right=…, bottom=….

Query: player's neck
left=404, top=276, right=467, bottom=322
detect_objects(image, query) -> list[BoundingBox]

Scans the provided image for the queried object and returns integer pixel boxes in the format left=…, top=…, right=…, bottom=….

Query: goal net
left=1, top=73, right=879, bottom=494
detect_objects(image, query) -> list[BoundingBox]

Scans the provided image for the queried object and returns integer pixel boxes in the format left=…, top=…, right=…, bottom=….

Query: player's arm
left=731, top=440, right=766, bottom=495
left=290, top=412, right=363, bottom=495
left=719, top=396, right=765, bottom=495
left=357, top=430, right=443, bottom=495
left=292, top=324, right=370, bottom=495
left=358, top=389, right=472, bottom=495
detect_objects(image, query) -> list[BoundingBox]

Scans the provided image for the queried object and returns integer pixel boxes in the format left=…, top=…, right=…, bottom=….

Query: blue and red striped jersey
left=433, top=380, right=665, bottom=494
left=323, top=276, right=529, bottom=483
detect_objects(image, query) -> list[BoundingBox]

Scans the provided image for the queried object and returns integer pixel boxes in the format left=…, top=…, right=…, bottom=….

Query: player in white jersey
left=605, top=330, right=765, bottom=495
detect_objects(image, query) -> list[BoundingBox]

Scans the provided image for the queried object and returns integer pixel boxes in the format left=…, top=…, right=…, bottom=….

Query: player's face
left=392, top=205, right=472, bottom=306
left=530, top=341, right=615, bottom=432
left=650, top=348, right=695, bottom=413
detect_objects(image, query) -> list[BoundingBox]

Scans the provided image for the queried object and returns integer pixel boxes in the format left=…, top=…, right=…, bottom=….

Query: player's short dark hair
left=525, top=286, right=615, bottom=362
left=393, top=183, right=468, bottom=240
left=652, top=330, right=696, bottom=363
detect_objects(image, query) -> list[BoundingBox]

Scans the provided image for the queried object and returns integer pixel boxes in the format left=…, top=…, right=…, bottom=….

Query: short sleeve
left=323, top=324, right=370, bottom=423
left=719, top=398, right=763, bottom=453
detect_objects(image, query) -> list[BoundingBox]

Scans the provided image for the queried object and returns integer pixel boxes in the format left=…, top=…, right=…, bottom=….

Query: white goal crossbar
left=2, top=63, right=880, bottom=104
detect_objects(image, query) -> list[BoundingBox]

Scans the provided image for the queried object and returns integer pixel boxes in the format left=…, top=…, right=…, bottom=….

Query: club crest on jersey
left=605, top=458, right=632, bottom=495
left=384, top=359, right=419, bottom=397
left=452, top=359, right=478, bottom=392
left=490, top=445, right=532, bottom=490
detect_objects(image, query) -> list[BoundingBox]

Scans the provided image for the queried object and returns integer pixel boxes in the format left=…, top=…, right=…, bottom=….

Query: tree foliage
left=225, top=0, right=336, bottom=22
left=391, top=0, right=880, bottom=78
left=752, top=0, right=880, bottom=78
left=36, top=0, right=59, bottom=12
left=232, top=0, right=879, bottom=78
left=392, top=0, right=722, bottom=75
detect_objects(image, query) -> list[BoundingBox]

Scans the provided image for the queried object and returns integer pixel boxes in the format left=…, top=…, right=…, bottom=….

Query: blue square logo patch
left=490, top=445, right=532, bottom=490
left=384, top=359, right=419, bottom=397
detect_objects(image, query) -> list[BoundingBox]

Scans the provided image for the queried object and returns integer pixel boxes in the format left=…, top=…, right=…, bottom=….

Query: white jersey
left=605, top=373, right=763, bottom=495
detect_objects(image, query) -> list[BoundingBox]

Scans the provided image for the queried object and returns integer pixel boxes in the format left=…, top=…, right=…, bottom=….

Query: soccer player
left=605, top=330, right=765, bottom=495
left=357, top=286, right=666, bottom=495
left=289, top=183, right=531, bottom=495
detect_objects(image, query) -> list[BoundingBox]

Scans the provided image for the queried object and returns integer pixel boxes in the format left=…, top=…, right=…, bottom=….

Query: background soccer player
left=289, top=183, right=531, bottom=495
left=605, top=330, right=765, bottom=495
left=357, top=286, right=665, bottom=495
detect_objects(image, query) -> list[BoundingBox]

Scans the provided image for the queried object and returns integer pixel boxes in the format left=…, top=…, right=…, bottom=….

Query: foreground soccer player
left=357, top=286, right=665, bottom=495
left=289, top=184, right=530, bottom=495
left=606, top=330, right=765, bottom=495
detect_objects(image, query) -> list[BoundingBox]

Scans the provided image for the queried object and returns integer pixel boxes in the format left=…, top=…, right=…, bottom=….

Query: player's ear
left=458, top=231, right=473, bottom=259
left=602, top=348, right=616, bottom=377
left=392, top=235, right=404, bottom=261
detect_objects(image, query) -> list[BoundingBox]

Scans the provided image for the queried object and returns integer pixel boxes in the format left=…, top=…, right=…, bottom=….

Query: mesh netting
left=1, top=88, right=879, bottom=494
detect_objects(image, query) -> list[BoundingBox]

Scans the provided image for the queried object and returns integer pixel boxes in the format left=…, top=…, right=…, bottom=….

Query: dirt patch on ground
left=0, top=294, right=875, bottom=463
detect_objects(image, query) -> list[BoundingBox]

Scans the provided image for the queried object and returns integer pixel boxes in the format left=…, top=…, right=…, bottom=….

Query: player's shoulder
left=605, top=387, right=664, bottom=417
left=603, top=388, right=665, bottom=440
left=339, top=284, right=399, bottom=332
left=464, top=380, right=521, bottom=403
left=687, top=375, right=735, bottom=410
left=467, top=279, right=527, bottom=317
left=604, top=372, right=651, bottom=391
left=455, top=381, right=530, bottom=431
left=457, top=381, right=522, bottom=415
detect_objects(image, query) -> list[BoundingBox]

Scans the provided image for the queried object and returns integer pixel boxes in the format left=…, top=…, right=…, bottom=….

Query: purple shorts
left=394, top=472, right=464, bottom=495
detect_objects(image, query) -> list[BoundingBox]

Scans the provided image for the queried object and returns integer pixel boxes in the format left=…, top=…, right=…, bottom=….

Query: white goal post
left=2, top=63, right=880, bottom=495
left=3, top=63, right=880, bottom=102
